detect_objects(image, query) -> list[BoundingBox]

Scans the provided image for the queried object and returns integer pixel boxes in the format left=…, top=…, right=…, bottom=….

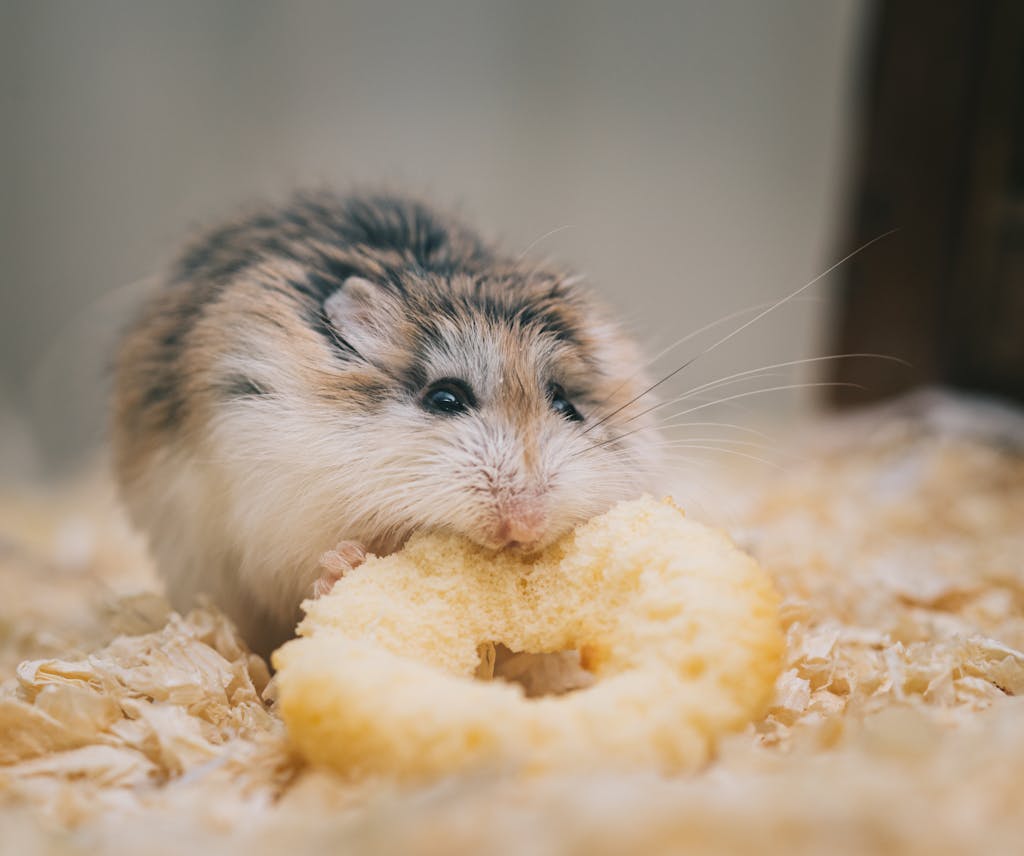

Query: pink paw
left=311, top=540, right=366, bottom=598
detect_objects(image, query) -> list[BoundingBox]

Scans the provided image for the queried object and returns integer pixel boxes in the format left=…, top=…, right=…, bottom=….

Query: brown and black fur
left=114, top=191, right=661, bottom=655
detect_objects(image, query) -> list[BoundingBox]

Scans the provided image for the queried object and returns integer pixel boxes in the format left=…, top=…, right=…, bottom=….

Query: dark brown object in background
left=830, top=0, right=1024, bottom=407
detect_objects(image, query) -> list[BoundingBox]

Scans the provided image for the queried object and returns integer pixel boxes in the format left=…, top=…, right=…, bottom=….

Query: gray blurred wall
left=1, top=0, right=866, bottom=478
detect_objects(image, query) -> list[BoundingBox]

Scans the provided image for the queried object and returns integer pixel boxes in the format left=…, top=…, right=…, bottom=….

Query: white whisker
left=583, top=230, right=897, bottom=434
left=621, top=353, right=905, bottom=427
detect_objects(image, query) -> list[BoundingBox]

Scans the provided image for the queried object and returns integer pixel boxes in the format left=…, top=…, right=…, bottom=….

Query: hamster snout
left=113, top=192, right=662, bottom=656
left=489, top=496, right=548, bottom=549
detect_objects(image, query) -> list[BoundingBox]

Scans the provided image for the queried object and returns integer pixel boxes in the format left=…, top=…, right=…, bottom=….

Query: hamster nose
left=492, top=500, right=548, bottom=548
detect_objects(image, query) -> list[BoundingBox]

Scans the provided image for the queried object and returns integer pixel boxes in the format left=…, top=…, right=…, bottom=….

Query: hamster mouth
left=482, top=501, right=553, bottom=552
left=445, top=524, right=547, bottom=556
left=470, top=525, right=566, bottom=556
left=494, top=540, right=547, bottom=557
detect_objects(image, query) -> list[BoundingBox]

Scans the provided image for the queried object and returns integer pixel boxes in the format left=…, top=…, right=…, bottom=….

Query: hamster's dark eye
left=548, top=384, right=583, bottom=423
left=422, top=379, right=475, bottom=415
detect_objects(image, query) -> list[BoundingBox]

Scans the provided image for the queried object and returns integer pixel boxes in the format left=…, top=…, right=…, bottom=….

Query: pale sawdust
left=1, top=390, right=1022, bottom=855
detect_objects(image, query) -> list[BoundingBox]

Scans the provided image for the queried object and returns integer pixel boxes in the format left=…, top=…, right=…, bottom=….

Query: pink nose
left=492, top=501, right=548, bottom=548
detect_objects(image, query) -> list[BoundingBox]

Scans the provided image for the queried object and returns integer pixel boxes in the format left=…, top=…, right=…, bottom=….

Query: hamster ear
left=323, top=276, right=398, bottom=361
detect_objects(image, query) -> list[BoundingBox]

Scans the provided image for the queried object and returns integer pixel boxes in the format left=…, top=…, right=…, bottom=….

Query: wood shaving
left=1, top=390, right=1022, bottom=854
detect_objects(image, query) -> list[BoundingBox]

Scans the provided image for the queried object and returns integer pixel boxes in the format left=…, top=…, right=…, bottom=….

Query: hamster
left=113, top=192, right=662, bottom=657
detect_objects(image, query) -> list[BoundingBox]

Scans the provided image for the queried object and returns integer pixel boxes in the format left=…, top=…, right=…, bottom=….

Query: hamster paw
left=312, top=540, right=366, bottom=598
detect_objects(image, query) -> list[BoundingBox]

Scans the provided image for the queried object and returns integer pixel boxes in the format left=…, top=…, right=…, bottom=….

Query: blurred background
left=1, top=0, right=1021, bottom=481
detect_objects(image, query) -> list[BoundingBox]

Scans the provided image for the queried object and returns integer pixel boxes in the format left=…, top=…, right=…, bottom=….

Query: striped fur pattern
left=113, top=192, right=661, bottom=655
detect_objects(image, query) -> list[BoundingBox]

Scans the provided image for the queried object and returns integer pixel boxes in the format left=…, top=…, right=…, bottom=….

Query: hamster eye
left=422, top=379, right=475, bottom=415
left=549, top=383, right=584, bottom=423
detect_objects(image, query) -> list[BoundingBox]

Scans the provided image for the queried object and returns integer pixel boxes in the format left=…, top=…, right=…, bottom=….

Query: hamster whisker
left=516, top=224, right=576, bottom=262
left=603, top=434, right=795, bottom=469
left=650, top=437, right=792, bottom=456
left=619, top=353, right=906, bottom=428
left=641, top=298, right=826, bottom=373
left=577, top=381, right=862, bottom=457
left=631, top=419, right=776, bottom=441
left=594, top=296, right=824, bottom=412
left=582, top=230, right=897, bottom=435
left=659, top=421, right=770, bottom=442
left=653, top=444, right=786, bottom=469
left=647, top=381, right=864, bottom=430
left=571, top=392, right=777, bottom=462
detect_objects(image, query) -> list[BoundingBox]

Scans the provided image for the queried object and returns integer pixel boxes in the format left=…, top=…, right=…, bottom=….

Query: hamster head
left=199, top=264, right=662, bottom=557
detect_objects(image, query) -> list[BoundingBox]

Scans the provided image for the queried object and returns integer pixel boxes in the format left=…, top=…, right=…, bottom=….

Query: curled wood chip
left=0, top=606, right=293, bottom=824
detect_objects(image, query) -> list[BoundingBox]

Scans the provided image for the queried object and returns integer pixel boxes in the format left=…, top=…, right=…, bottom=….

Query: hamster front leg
left=312, top=540, right=367, bottom=598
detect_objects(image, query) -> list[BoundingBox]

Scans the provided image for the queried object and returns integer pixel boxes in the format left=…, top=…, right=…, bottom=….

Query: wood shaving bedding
left=1, top=390, right=1022, bottom=855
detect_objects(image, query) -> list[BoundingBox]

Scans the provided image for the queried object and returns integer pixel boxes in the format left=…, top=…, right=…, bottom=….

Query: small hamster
left=113, top=192, right=662, bottom=656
